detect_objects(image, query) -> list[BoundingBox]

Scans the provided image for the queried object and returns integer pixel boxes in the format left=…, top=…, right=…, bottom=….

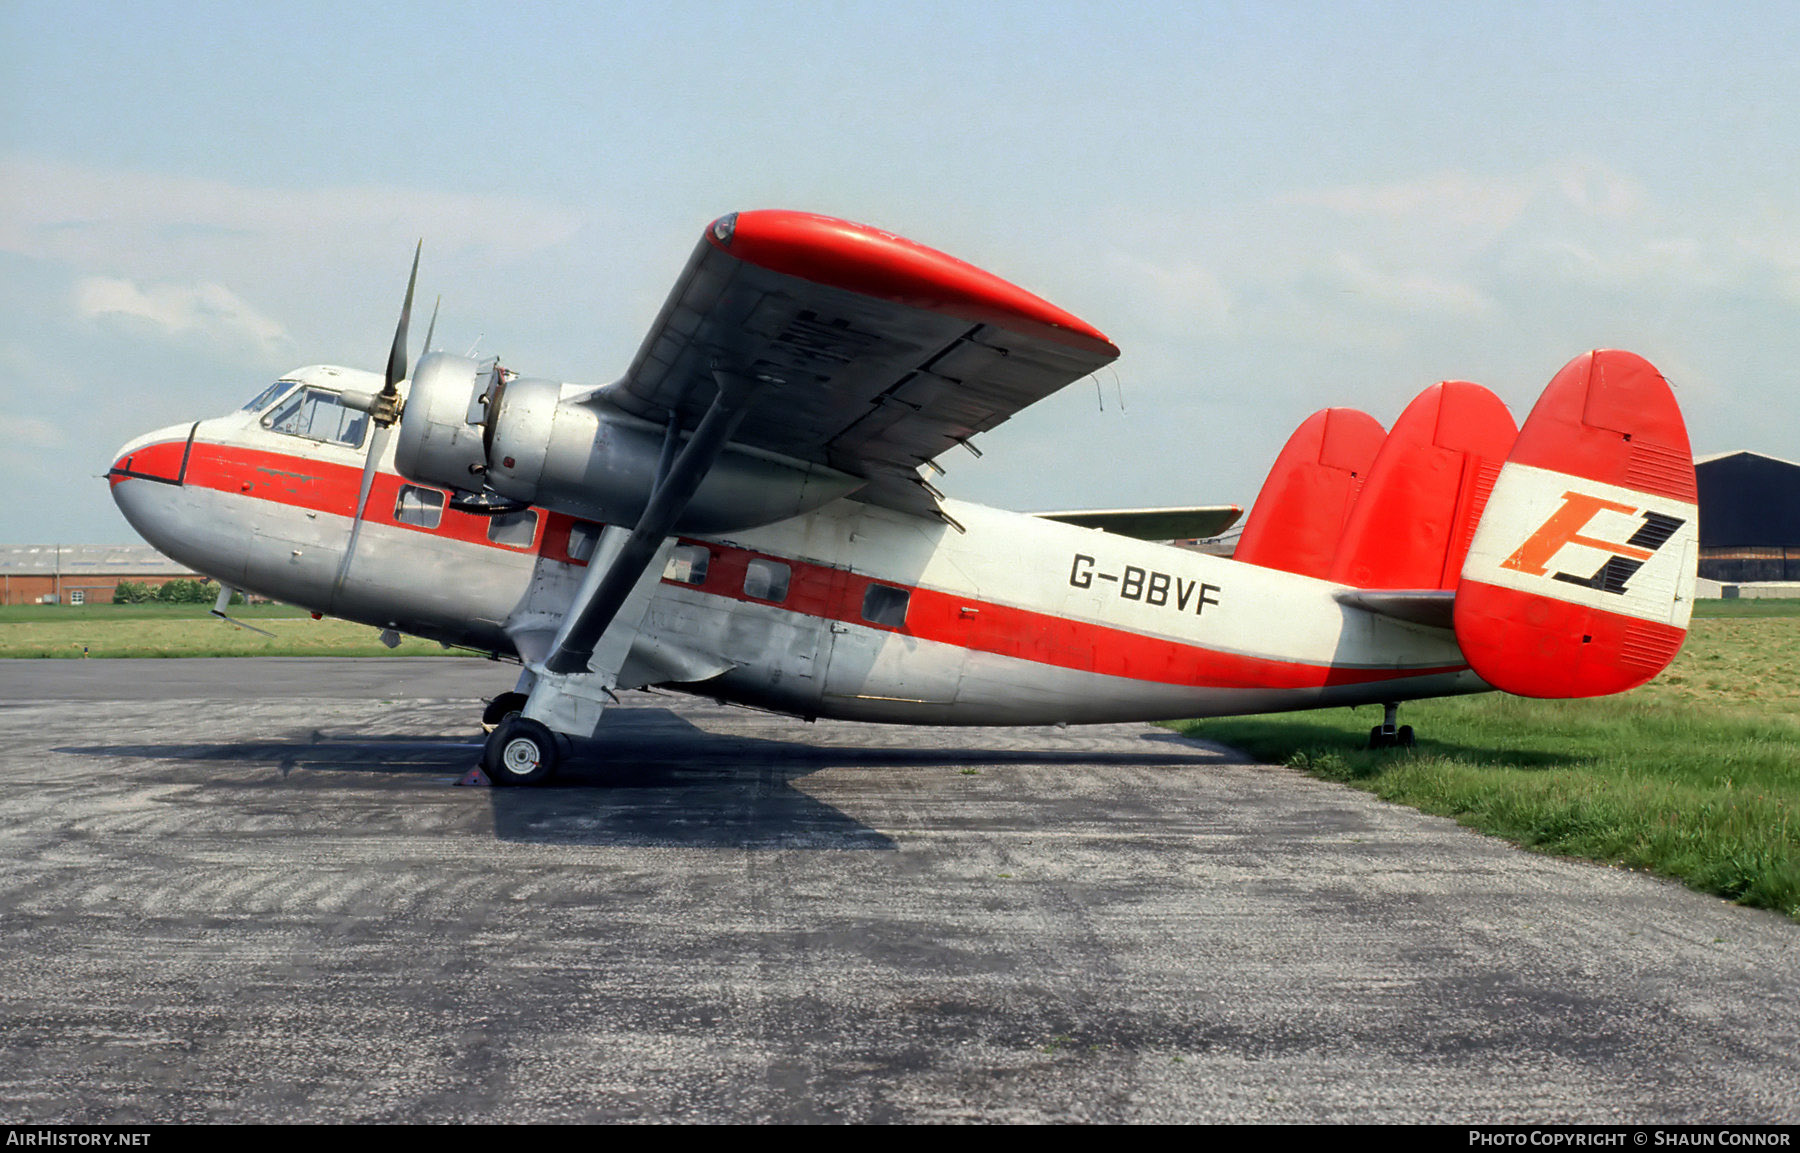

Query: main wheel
left=483, top=716, right=559, bottom=785
left=1397, top=725, right=1416, bottom=748
left=481, top=691, right=529, bottom=734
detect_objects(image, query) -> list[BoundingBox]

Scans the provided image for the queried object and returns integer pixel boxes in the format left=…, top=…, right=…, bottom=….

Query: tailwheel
left=1367, top=703, right=1414, bottom=750
left=483, top=716, right=560, bottom=785
left=481, top=691, right=528, bottom=734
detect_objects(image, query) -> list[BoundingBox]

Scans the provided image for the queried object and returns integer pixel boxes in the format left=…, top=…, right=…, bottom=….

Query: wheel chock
left=456, top=766, right=493, bottom=787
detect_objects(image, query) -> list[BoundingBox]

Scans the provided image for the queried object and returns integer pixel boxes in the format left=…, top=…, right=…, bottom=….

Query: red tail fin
left=1329, top=381, right=1519, bottom=589
left=1454, top=351, right=1698, bottom=698
left=1235, top=408, right=1385, bottom=579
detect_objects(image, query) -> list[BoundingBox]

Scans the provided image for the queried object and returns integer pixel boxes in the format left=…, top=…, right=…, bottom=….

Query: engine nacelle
left=393, top=352, right=490, bottom=494
left=393, top=351, right=862, bottom=534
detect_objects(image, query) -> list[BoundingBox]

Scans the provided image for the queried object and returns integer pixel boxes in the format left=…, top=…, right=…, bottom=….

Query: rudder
left=1235, top=408, right=1386, bottom=579
left=1454, top=350, right=1698, bottom=698
left=1329, top=381, right=1519, bottom=590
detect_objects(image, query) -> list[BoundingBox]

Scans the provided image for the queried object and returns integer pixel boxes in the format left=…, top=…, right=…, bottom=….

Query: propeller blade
left=421, top=294, right=441, bottom=358
left=337, top=244, right=421, bottom=597
left=334, top=422, right=392, bottom=597
left=381, top=241, right=422, bottom=407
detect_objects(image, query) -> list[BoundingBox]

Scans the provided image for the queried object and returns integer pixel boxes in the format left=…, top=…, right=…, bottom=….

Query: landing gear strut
left=483, top=716, right=561, bottom=785
left=1368, top=701, right=1415, bottom=750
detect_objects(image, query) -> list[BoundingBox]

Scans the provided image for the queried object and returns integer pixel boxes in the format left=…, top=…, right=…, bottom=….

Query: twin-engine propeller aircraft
left=109, top=210, right=1700, bottom=784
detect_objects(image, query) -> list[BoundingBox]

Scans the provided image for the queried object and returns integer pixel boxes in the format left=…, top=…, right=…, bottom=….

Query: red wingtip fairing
left=708, top=210, right=1119, bottom=358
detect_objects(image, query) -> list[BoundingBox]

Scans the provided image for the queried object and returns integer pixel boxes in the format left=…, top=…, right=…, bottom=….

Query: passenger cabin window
left=743, top=558, right=790, bottom=602
left=862, top=583, right=910, bottom=628
left=567, top=521, right=602, bottom=564
left=487, top=510, right=539, bottom=549
left=394, top=485, right=445, bottom=529
left=242, top=380, right=297, bottom=412
left=262, top=387, right=368, bottom=448
left=664, top=545, right=710, bottom=585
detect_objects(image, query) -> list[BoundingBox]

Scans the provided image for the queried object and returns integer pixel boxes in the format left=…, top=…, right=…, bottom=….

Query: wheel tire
left=1368, top=725, right=1389, bottom=750
left=1397, top=725, right=1416, bottom=748
left=483, top=716, right=559, bottom=785
left=481, top=691, right=528, bottom=734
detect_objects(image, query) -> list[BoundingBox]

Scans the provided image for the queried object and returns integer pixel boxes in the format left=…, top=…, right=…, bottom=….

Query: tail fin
left=1329, top=381, right=1519, bottom=589
left=1454, top=351, right=1698, bottom=698
left=1235, top=408, right=1386, bottom=579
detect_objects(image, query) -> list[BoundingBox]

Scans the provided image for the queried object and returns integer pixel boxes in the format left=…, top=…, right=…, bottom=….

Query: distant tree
left=112, top=580, right=152, bottom=604
left=155, top=579, right=213, bottom=604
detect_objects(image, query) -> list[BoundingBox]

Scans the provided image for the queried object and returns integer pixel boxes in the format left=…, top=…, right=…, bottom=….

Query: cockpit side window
left=261, top=387, right=368, bottom=448
left=242, top=380, right=298, bottom=412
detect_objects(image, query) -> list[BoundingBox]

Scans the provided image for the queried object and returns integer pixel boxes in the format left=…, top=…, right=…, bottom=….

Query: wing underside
left=594, top=211, right=1120, bottom=514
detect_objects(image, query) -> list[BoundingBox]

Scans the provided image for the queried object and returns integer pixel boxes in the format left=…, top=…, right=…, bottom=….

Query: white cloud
left=0, top=152, right=588, bottom=278
left=1, top=413, right=67, bottom=450
left=1325, top=252, right=1495, bottom=318
left=1277, top=170, right=1537, bottom=244
left=74, top=277, right=289, bottom=353
left=1099, top=249, right=1235, bottom=337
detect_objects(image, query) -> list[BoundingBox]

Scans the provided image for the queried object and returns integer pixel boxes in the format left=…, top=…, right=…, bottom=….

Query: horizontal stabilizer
left=1034, top=505, right=1242, bottom=541
left=1333, top=588, right=1456, bottom=630
left=1234, top=408, right=1386, bottom=578
left=1454, top=351, right=1698, bottom=698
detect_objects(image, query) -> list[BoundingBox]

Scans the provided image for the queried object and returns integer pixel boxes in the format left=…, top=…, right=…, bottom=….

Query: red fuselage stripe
left=121, top=439, right=1467, bottom=692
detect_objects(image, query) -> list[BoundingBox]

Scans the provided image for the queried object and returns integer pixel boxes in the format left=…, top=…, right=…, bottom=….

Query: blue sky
left=4, top=1, right=1798, bottom=542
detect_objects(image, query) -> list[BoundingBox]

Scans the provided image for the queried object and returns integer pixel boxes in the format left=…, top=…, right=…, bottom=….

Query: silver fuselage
left=110, top=369, right=1485, bottom=725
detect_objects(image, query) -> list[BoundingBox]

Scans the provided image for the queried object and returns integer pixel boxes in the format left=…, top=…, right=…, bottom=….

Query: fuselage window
left=567, top=521, right=602, bottom=564
left=743, top=558, right=790, bottom=602
left=262, top=387, right=368, bottom=448
left=242, top=380, right=297, bottom=412
left=488, top=509, right=539, bottom=549
left=394, top=485, right=445, bottom=529
left=862, top=583, right=910, bottom=628
left=664, top=544, right=710, bottom=586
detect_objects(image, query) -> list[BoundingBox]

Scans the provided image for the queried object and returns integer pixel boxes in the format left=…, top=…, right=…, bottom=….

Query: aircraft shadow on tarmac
left=56, top=706, right=1232, bottom=851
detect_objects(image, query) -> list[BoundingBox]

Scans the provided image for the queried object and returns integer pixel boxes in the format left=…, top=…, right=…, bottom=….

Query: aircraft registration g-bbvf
left=109, top=210, right=1700, bottom=784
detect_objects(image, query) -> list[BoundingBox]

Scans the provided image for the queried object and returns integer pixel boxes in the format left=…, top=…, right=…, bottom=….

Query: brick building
left=0, top=545, right=202, bottom=605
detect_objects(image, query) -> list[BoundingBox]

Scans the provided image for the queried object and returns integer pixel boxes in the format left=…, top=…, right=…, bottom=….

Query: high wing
left=1033, top=505, right=1243, bottom=541
left=593, top=211, right=1120, bottom=515
left=517, top=211, right=1118, bottom=716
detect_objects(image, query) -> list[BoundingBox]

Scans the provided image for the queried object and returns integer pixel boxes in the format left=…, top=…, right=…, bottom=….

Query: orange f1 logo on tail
left=1500, top=490, right=1687, bottom=595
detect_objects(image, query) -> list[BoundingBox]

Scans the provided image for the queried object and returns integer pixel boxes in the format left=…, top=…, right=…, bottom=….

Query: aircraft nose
left=109, top=423, right=194, bottom=487
left=109, top=421, right=252, bottom=586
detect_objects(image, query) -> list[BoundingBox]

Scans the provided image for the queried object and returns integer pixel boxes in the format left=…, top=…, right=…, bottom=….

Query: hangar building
left=0, top=544, right=201, bottom=605
left=1695, top=451, right=1800, bottom=583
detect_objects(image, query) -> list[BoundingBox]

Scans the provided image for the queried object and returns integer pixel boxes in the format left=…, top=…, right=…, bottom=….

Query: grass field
left=1177, top=603, right=1800, bottom=920
left=0, top=602, right=448, bottom=658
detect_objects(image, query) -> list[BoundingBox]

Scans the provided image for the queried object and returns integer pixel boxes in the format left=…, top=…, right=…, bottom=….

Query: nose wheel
left=483, top=716, right=561, bottom=785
